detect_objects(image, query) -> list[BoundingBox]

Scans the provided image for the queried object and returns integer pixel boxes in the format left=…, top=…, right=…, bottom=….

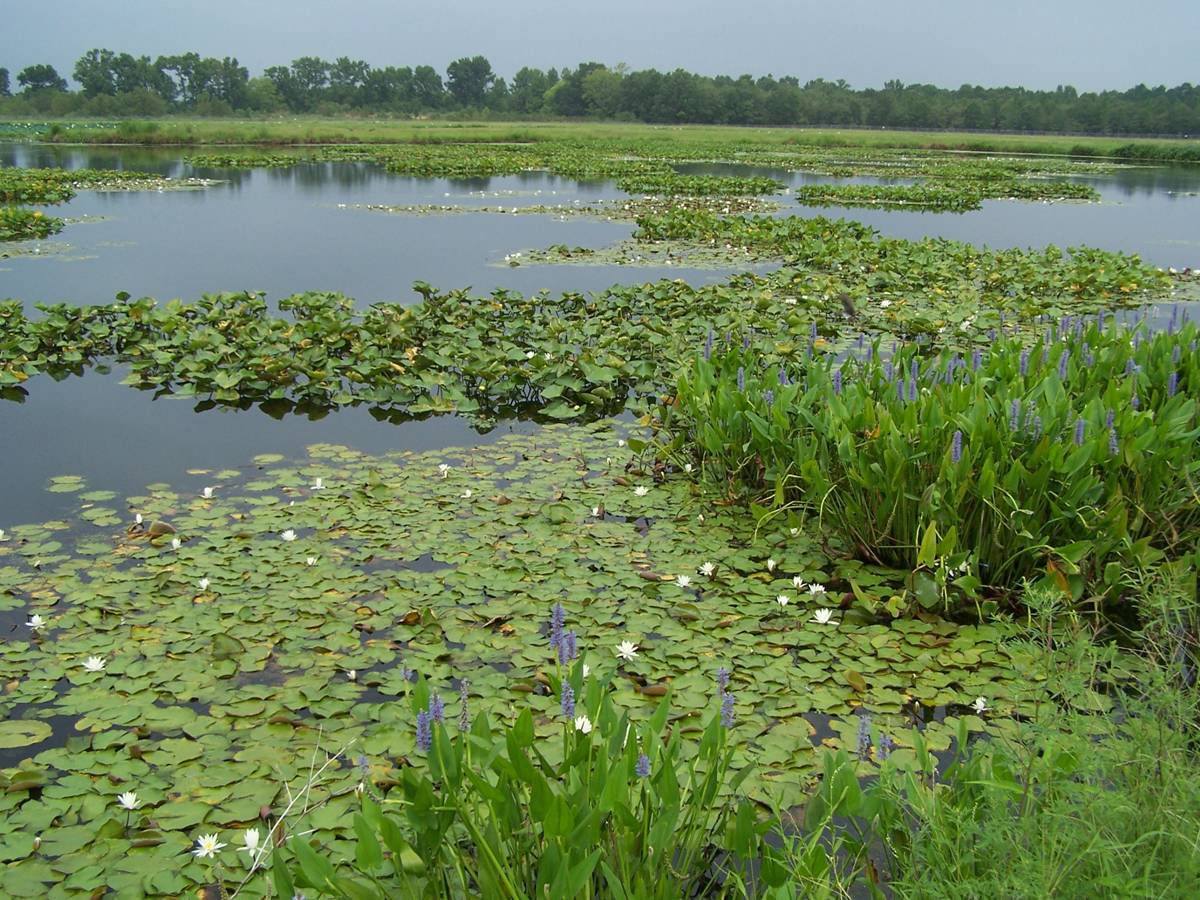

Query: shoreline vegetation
left=0, top=117, right=1198, bottom=162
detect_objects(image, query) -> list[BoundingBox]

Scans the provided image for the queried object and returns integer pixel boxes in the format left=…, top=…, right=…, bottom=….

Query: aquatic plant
left=659, top=320, right=1200, bottom=608
left=0, top=205, right=63, bottom=241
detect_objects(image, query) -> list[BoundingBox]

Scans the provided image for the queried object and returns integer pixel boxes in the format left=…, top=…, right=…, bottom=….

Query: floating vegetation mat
left=0, top=420, right=1096, bottom=896
left=351, top=194, right=779, bottom=221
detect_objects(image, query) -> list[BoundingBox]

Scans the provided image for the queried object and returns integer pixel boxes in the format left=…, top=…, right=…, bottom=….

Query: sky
left=2, top=0, right=1197, bottom=93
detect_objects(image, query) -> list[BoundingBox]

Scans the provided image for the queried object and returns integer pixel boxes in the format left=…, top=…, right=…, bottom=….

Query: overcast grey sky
left=3, top=0, right=1197, bottom=92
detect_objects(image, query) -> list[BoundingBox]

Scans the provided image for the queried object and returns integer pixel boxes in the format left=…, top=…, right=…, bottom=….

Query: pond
left=1, top=141, right=1198, bottom=896
left=2, top=146, right=1199, bottom=525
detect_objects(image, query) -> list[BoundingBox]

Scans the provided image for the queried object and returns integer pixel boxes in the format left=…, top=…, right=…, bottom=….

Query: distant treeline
left=1, top=52, right=1199, bottom=136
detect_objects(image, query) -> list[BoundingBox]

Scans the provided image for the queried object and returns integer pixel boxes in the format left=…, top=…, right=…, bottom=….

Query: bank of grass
left=9, top=116, right=1200, bottom=161
left=879, top=570, right=1200, bottom=900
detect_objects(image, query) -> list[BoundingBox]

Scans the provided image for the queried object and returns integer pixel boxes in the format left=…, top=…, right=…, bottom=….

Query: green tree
left=446, top=55, right=494, bottom=107
left=582, top=66, right=623, bottom=118
left=0, top=67, right=10, bottom=97
left=509, top=67, right=552, bottom=113
left=328, top=57, right=369, bottom=106
left=412, top=65, right=444, bottom=108
left=73, top=48, right=116, bottom=96
left=17, top=64, right=67, bottom=93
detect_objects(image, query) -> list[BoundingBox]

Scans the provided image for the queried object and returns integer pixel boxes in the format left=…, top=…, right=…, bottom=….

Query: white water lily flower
left=347, top=670, right=357, bottom=681
left=134, top=513, right=143, bottom=525
left=171, top=537, right=182, bottom=550
left=699, top=562, right=716, bottom=577
left=437, top=464, right=451, bottom=478
left=675, top=575, right=692, bottom=588
left=117, top=791, right=139, bottom=810
left=192, top=833, right=227, bottom=859
left=790, top=527, right=800, bottom=536
left=0, top=528, right=6, bottom=541
left=633, top=485, right=649, bottom=497
left=574, top=715, right=593, bottom=734
left=591, top=506, right=601, bottom=518
left=776, top=594, right=790, bottom=608
left=198, top=577, right=210, bottom=591
left=306, top=556, right=317, bottom=567
left=766, top=558, right=777, bottom=573
left=792, top=575, right=806, bottom=589
left=683, top=463, right=693, bottom=473
left=972, top=697, right=989, bottom=714
left=82, top=656, right=106, bottom=672
left=697, top=514, right=705, bottom=523
left=879, top=299, right=892, bottom=308
left=811, top=608, right=837, bottom=625
left=280, top=530, right=297, bottom=542
left=201, top=487, right=214, bottom=499
left=616, top=640, right=639, bottom=661
left=617, top=439, right=626, bottom=447
left=26, top=614, right=47, bottom=631
left=807, top=583, right=827, bottom=596
left=526, top=350, right=535, bottom=359
left=311, top=477, right=324, bottom=490
left=461, top=489, right=473, bottom=499
left=240, top=827, right=261, bottom=857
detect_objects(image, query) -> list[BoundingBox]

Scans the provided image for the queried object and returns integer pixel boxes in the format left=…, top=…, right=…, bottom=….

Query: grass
left=4, top=116, right=1198, bottom=160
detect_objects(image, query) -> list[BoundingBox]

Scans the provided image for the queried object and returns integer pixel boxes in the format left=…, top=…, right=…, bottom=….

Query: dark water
left=2, top=146, right=1199, bottom=528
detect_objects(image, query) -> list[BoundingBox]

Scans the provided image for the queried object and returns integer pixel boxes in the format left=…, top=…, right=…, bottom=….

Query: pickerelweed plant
left=277, top=611, right=772, bottom=899
left=656, top=316, right=1200, bottom=612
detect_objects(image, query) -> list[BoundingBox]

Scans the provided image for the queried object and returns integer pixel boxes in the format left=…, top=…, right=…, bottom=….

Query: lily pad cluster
left=795, top=179, right=1099, bottom=213
left=0, top=420, right=1068, bottom=896
left=0, top=212, right=1185, bottom=419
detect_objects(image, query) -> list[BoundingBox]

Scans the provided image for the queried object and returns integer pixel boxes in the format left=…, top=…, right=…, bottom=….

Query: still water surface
left=2, top=146, right=1198, bottom=526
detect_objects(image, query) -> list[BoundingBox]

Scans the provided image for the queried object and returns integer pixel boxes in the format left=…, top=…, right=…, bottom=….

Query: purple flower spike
left=716, top=667, right=731, bottom=693
left=810, top=322, right=818, bottom=343
left=1058, top=350, right=1069, bottom=381
left=703, top=329, right=714, bottom=361
left=896, top=379, right=905, bottom=403
left=1168, top=372, right=1178, bottom=398
left=908, top=375, right=917, bottom=403
left=856, top=713, right=872, bottom=761
left=1009, top=399, right=1021, bottom=432
left=1105, top=409, right=1115, bottom=429
left=549, top=602, right=566, bottom=650
left=764, top=389, right=775, bottom=409
left=951, top=430, right=963, bottom=464
left=1132, top=393, right=1140, bottom=411
left=778, top=367, right=788, bottom=386
left=561, top=683, right=575, bottom=719
left=1020, top=350, right=1030, bottom=377
left=458, top=679, right=471, bottom=732
left=1172, top=345, right=1181, bottom=365
left=832, top=369, right=843, bottom=396
left=877, top=733, right=894, bottom=762
left=415, top=711, right=433, bottom=752
left=1074, top=418, right=1086, bottom=447
left=910, top=358, right=919, bottom=386
left=636, top=753, right=651, bottom=778
left=1108, top=428, right=1119, bottom=456
left=884, top=360, right=894, bottom=381
left=429, top=693, right=445, bottom=724
left=1032, top=415, right=1043, bottom=440
left=736, top=367, right=745, bottom=393
left=971, top=348, right=982, bottom=371
left=557, top=630, right=575, bottom=665
left=720, top=692, right=735, bottom=728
